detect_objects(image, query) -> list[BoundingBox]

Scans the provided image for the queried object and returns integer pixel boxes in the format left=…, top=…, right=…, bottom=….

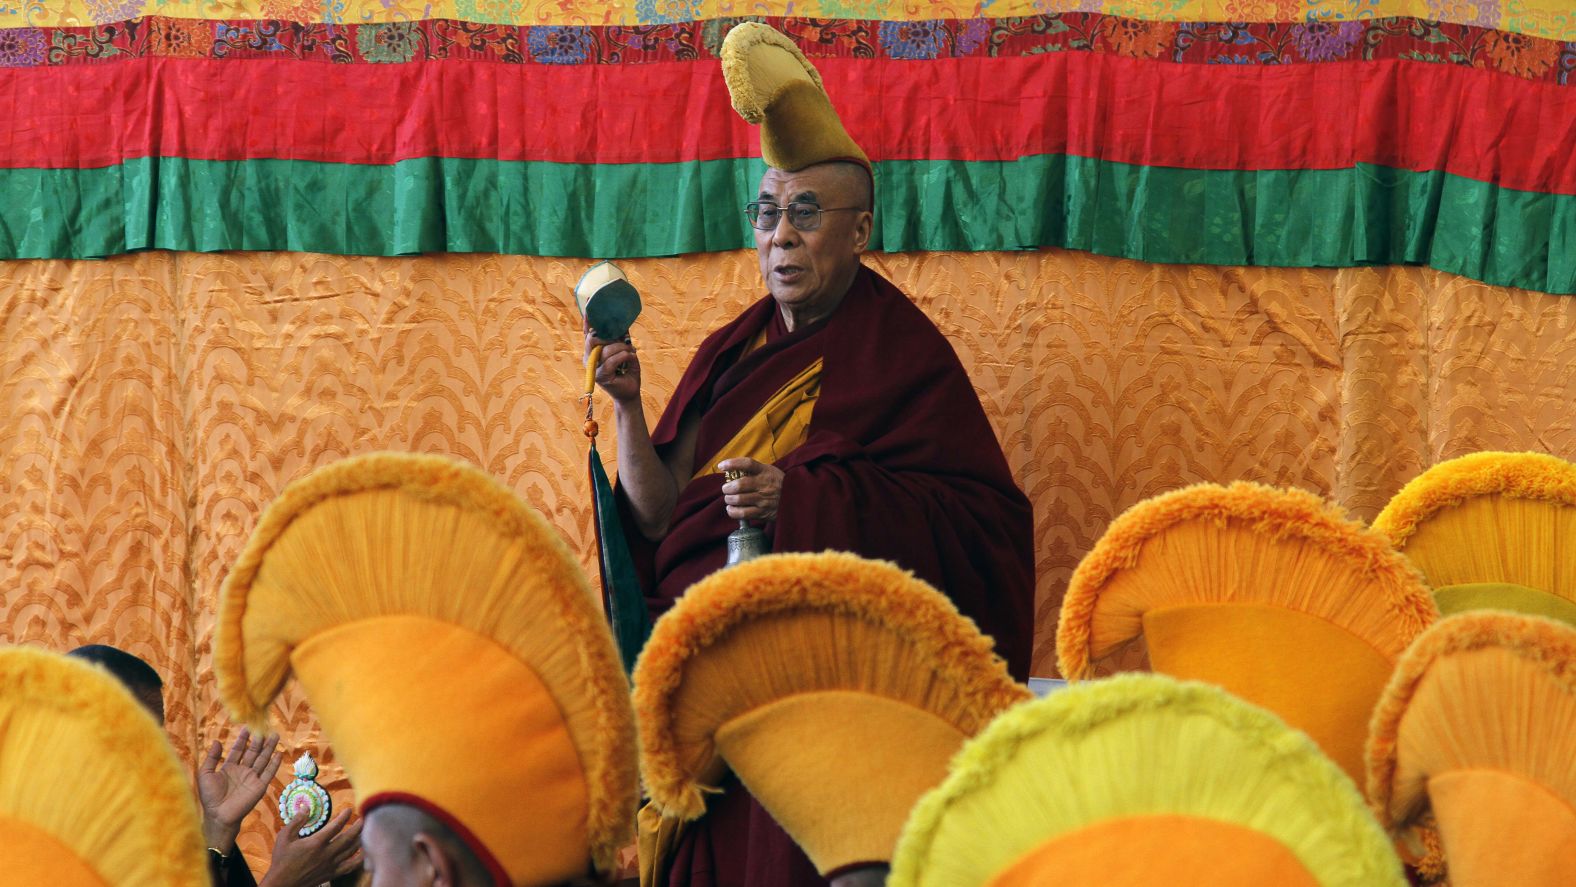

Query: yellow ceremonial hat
left=889, top=674, right=1406, bottom=887
left=1373, top=451, right=1576, bottom=625
left=0, top=646, right=207, bottom=887
left=215, top=453, right=638, bottom=887
left=1056, top=482, right=1438, bottom=783
left=633, top=552, right=1029, bottom=875
left=1367, top=612, right=1576, bottom=885
left=721, top=22, right=870, bottom=173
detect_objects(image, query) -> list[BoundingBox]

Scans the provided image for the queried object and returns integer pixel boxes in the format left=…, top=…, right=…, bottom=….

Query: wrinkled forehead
left=756, top=165, right=856, bottom=205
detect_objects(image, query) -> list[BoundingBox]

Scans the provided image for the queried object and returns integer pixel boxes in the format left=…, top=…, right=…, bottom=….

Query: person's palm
left=260, top=809, right=362, bottom=887
left=198, top=728, right=282, bottom=850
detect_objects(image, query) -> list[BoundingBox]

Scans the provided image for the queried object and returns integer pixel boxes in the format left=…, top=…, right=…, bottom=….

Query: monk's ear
left=850, top=209, right=873, bottom=256
left=411, top=832, right=455, bottom=886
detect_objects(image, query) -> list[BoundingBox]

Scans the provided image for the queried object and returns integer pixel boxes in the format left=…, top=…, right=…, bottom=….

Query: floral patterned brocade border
left=3, top=0, right=1576, bottom=40
left=1, top=15, right=1573, bottom=84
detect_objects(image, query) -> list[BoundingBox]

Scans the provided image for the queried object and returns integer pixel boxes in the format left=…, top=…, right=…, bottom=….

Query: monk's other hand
left=718, top=457, right=784, bottom=523
left=197, top=726, right=282, bottom=856
left=259, top=808, right=363, bottom=887
left=585, top=323, right=641, bottom=403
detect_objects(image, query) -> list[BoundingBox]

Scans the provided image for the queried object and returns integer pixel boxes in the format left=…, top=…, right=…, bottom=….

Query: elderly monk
left=588, top=22, right=1034, bottom=887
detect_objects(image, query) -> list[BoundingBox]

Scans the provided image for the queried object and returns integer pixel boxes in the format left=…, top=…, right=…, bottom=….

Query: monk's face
left=754, top=164, right=872, bottom=329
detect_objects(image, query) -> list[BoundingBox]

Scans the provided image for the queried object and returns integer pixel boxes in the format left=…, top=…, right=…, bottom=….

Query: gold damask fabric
left=3, top=248, right=1576, bottom=869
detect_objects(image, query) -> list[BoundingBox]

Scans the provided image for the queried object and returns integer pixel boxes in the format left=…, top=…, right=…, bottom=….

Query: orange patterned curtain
left=5, top=247, right=1576, bottom=865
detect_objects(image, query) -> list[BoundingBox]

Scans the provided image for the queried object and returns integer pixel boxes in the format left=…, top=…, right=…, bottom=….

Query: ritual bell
left=727, top=520, right=770, bottom=566
left=723, top=468, right=771, bottom=565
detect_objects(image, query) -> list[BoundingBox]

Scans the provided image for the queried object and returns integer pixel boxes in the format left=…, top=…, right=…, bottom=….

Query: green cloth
left=1, top=155, right=1571, bottom=294
left=590, top=441, right=651, bottom=673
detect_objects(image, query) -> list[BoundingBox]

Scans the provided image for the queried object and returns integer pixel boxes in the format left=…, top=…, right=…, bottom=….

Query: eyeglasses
left=745, top=202, right=864, bottom=232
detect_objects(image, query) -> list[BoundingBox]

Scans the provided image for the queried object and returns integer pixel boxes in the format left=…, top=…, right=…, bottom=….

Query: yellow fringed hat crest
left=889, top=674, right=1406, bottom=887
left=0, top=647, right=208, bottom=887
left=215, top=452, right=638, bottom=887
left=1055, top=482, right=1438, bottom=782
left=1367, top=611, right=1576, bottom=885
left=1373, top=451, right=1576, bottom=624
left=721, top=22, right=870, bottom=173
left=633, top=552, right=1028, bottom=875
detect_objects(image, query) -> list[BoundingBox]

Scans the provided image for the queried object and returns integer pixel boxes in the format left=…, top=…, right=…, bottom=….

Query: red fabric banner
left=0, top=54, right=1573, bottom=195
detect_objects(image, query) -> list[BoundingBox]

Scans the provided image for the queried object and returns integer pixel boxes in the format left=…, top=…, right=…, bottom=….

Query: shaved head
left=362, top=804, right=491, bottom=887
left=813, top=160, right=873, bottom=212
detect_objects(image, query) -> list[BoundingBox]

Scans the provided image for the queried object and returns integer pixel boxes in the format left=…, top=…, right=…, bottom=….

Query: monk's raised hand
left=197, top=726, right=282, bottom=855
left=585, top=322, right=641, bottom=403
left=718, top=457, right=784, bottom=523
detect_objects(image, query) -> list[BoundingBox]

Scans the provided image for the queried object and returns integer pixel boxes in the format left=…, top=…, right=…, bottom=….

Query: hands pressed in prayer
left=585, top=321, right=641, bottom=404
left=719, top=457, right=785, bottom=522
left=258, top=808, right=363, bottom=887
left=198, top=727, right=283, bottom=855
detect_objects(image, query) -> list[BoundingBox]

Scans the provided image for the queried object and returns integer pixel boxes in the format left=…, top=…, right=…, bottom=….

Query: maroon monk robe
left=620, top=264, right=1034, bottom=887
left=627, top=264, right=1034, bottom=672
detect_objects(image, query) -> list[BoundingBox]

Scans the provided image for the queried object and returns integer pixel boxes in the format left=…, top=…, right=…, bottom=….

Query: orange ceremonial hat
left=1373, top=451, right=1576, bottom=625
left=0, top=646, right=207, bottom=887
left=721, top=22, right=870, bottom=173
left=633, top=552, right=1029, bottom=876
left=1056, top=481, right=1438, bottom=783
left=215, top=452, right=639, bottom=887
left=888, top=674, right=1407, bottom=887
left=1367, top=611, right=1576, bottom=885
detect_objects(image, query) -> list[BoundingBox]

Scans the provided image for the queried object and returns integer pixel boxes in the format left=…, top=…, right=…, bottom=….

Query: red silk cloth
left=1, top=55, right=1572, bottom=195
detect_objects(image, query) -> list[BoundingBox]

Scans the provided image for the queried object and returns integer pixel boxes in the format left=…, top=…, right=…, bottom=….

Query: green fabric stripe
left=1, top=155, right=1571, bottom=294
left=0, top=156, right=770, bottom=261
left=879, top=157, right=1576, bottom=294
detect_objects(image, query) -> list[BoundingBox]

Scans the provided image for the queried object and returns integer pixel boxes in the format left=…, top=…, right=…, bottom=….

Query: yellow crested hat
left=633, top=552, right=1028, bottom=875
left=1056, top=482, right=1438, bottom=782
left=1373, top=451, right=1576, bottom=624
left=1367, top=611, right=1576, bottom=885
left=215, top=453, right=638, bottom=887
left=889, top=674, right=1406, bottom=887
left=0, top=646, right=207, bottom=887
left=721, top=22, right=870, bottom=173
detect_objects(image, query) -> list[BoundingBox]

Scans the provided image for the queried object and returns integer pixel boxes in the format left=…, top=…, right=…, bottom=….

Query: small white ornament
left=278, top=752, right=332, bottom=837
